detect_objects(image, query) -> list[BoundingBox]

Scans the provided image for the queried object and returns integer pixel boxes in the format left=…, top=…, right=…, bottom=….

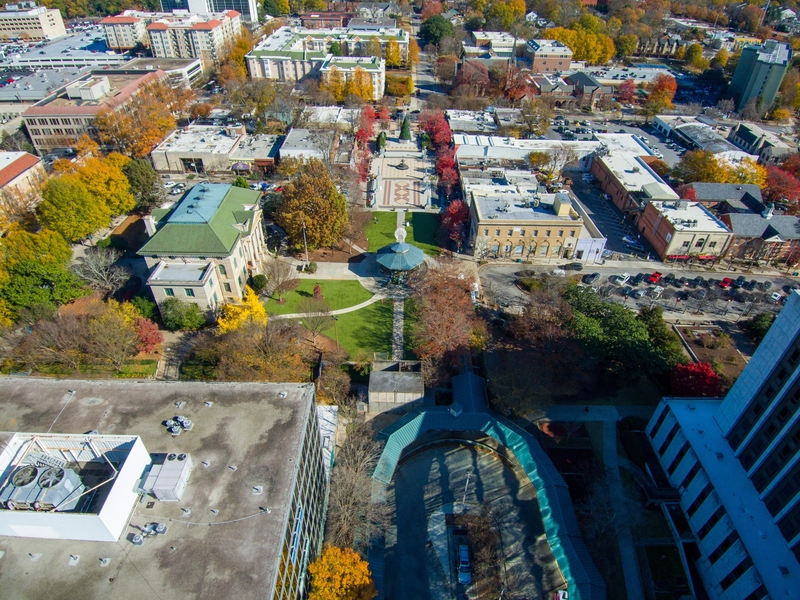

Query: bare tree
left=262, top=257, right=297, bottom=300
left=72, top=247, right=130, bottom=295
left=318, top=364, right=351, bottom=404
left=85, top=309, right=139, bottom=371
left=298, top=298, right=333, bottom=346
left=17, top=315, right=87, bottom=372
left=325, top=418, right=390, bottom=552
left=344, top=207, right=371, bottom=254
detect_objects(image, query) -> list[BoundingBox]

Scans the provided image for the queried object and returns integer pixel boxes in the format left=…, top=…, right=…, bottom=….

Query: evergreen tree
left=400, top=114, right=411, bottom=140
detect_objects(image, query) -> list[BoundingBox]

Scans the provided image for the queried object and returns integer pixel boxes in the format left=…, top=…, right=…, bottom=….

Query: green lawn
left=403, top=298, right=418, bottom=360
left=365, top=211, right=397, bottom=251
left=407, top=212, right=441, bottom=256
left=331, top=299, right=394, bottom=357
left=264, top=280, right=373, bottom=315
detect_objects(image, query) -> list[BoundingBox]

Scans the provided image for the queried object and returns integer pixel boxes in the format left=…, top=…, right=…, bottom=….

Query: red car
left=719, top=277, right=733, bottom=289
left=647, top=272, right=662, bottom=284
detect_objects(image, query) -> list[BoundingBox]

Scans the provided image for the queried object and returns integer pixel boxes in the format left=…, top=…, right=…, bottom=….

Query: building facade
left=138, top=183, right=266, bottom=316
left=99, top=14, right=148, bottom=50
left=299, top=11, right=352, bottom=28
left=727, top=122, right=795, bottom=165
left=525, top=39, right=573, bottom=73
left=319, top=55, right=385, bottom=101
left=0, top=2, right=65, bottom=40
left=729, top=40, right=792, bottom=110
left=22, top=69, right=168, bottom=153
left=159, top=0, right=257, bottom=22
left=721, top=208, right=800, bottom=266
left=246, top=25, right=408, bottom=82
left=647, top=292, right=800, bottom=600
left=637, top=200, right=732, bottom=261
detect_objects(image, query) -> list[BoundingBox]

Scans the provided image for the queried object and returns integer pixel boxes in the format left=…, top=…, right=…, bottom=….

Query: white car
left=163, top=181, right=177, bottom=188
left=616, top=273, right=631, bottom=285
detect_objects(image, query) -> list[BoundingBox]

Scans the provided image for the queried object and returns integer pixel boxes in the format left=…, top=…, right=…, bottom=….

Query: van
left=458, top=545, right=471, bottom=584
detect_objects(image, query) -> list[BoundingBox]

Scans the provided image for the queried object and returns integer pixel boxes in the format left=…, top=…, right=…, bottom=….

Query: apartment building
left=99, top=14, right=148, bottom=51
left=729, top=40, right=792, bottom=110
left=525, top=39, right=573, bottom=73
left=0, top=2, right=65, bottom=41
left=647, top=292, right=800, bottom=600
left=246, top=25, right=408, bottom=82
left=139, top=183, right=266, bottom=316
left=159, top=0, right=257, bottom=22
left=22, top=69, right=168, bottom=153
left=319, top=55, right=385, bottom=101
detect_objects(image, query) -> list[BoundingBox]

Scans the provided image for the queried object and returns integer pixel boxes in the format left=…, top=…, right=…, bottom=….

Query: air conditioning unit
left=140, top=453, right=193, bottom=502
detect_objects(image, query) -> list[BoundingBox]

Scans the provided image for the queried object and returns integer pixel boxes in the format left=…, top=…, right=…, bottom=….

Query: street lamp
left=332, top=316, right=339, bottom=347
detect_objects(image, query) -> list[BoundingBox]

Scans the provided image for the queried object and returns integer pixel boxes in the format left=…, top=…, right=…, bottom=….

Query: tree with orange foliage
left=308, top=546, right=376, bottom=600
left=408, top=37, right=420, bottom=66
left=421, top=0, right=443, bottom=20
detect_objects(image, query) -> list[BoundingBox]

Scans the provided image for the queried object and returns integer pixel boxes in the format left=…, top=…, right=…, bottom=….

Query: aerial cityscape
left=0, top=0, right=800, bottom=598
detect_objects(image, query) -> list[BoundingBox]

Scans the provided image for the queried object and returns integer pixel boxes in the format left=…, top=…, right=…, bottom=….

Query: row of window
left=680, top=240, right=718, bottom=248
left=483, top=228, right=576, bottom=238
left=488, top=243, right=563, bottom=257
left=27, top=117, right=89, bottom=126
left=28, top=128, right=82, bottom=137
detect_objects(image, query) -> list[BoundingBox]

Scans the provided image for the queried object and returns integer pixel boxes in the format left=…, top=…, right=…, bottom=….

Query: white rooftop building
left=445, top=110, right=497, bottom=134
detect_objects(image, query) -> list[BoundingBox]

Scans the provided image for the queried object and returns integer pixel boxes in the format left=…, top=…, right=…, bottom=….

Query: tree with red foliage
left=781, top=153, right=800, bottom=178
left=495, top=66, right=534, bottom=104
left=765, top=166, right=800, bottom=207
left=356, top=150, right=370, bottom=182
left=377, top=106, right=390, bottom=124
left=135, top=317, right=163, bottom=353
left=421, top=0, right=443, bottom=20
left=430, top=117, right=451, bottom=148
left=681, top=186, right=697, bottom=201
left=438, top=199, right=469, bottom=248
left=435, top=146, right=455, bottom=175
left=651, top=73, right=678, bottom=97
left=453, top=61, right=490, bottom=97
left=354, top=106, right=376, bottom=146
left=617, top=79, right=636, bottom=103
left=438, top=167, right=458, bottom=197
left=670, top=362, right=723, bottom=397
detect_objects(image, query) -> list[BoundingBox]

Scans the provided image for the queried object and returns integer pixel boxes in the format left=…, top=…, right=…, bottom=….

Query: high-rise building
left=647, top=292, right=800, bottom=599
left=160, top=0, right=257, bottom=22
left=729, top=40, right=792, bottom=110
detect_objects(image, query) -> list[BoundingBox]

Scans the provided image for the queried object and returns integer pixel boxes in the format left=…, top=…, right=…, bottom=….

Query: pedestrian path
left=270, top=294, right=385, bottom=320
left=392, top=298, right=404, bottom=359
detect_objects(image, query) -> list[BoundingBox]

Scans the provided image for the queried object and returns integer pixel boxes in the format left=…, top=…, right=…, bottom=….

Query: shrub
left=251, top=273, right=268, bottom=293
left=135, top=317, right=163, bottom=353
left=305, top=262, right=317, bottom=274
left=131, top=295, right=159, bottom=321
left=159, top=297, right=206, bottom=331
left=386, top=75, right=414, bottom=97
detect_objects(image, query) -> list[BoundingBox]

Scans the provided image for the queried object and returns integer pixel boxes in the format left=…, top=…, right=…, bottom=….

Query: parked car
left=621, top=286, right=633, bottom=297
left=622, top=235, right=638, bottom=245
left=746, top=279, right=758, bottom=291
left=734, top=275, right=747, bottom=289
left=762, top=280, right=773, bottom=291
left=771, top=292, right=784, bottom=303
left=583, top=272, right=600, bottom=284
left=720, top=277, right=733, bottom=289
left=616, top=273, right=631, bottom=285
left=633, top=289, right=646, bottom=298
left=647, top=272, right=662, bottom=284
left=631, top=273, right=645, bottom=286
left=458, top=545, right=471, bottom=585
left=691, top=276, right=705, bottom=288
left=678, top=277, right=690, bottom=287
left=662, top=273, right=676, bottom=286
left=561, top=262, right=583, bottom=271
left=626, top=241, right=645, bottom=252
left=163, top=181, right=176, bottom=188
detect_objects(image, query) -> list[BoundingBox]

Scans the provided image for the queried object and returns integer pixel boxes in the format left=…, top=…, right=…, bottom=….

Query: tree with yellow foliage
left=308, top=546, right=377, bottom=600
left=509, top=0, right=526, bottom=19
left=385, top=39, right=401, bottom=68
left=672, top=152, right=767, bottom=187
left=322, top=67, right=346, bottom=103
left=217, top=286, right=267, bottom=333
left=408, top=37, right=420, bottom=66
left=352, top=67, right=374, bottom=102
left=729, top=158, right=767, bottom=188
left=542, top=27, right=615, bottom=64
left=56, top=153, right=134, bottom=216
left=367, top=37, right=382, bottom=58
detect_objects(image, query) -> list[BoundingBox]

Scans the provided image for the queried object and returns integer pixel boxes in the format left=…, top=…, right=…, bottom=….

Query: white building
left=319, top=55, right=385, bottom=101
left=246, top=25, right=408, bottom=82
left=139, top=183, right=266, bottom=316
left=99, top=13, right=148, bottom=50
left=160, top=0, right=258, bottom=23
left=0, top=432, right=151, bottom=542
left=144, top=10, right=242, bottom=69
left=647, top=291, right=800, bottom=600
left=445, top=110, right=497, bottom=134
left=0, top=2, right=65, bottom=41
left=279, top=128, right=335, bottom=162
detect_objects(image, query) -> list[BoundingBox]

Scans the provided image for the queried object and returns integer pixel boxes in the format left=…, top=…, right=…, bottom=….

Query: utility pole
left=302, top=218, right=309, bottom=269
left=461, top=471, right=472, bottom=514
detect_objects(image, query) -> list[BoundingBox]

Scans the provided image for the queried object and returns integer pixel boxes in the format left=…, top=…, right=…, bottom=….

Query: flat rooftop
left=471, top=182, right=579, bottom=224
left=667, top=399, right=800, bottom=599
left=248, top=25, right=407, bottom=60
left=445, top=110, right=497, bottom=134
left=230, top=134, right=281, bottom=161
left=0, top=378, right=317, bottom=600
left=28, top=71, right=155, bottom=111
left=572, top=65, right=673, bottom=86
left=454, top=134, right=601, bottom=161
left=301, top=105, right=358, bottom=126
left=649, top=200, right=730, bottom=233
left=155, top=126, right=242, bottom=155
left=148, top=261, right=211, bottom=283
left=0, top=66, right=91, bottom=103
left=3, top=31, right=128, bottom=68
left=123, top=57, right=201, bottom=71
left=598, top=153, right=670, bottom=192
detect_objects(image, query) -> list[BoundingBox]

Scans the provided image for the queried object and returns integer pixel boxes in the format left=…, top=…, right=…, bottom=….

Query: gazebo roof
left=375, top=226, right=425, bottom=271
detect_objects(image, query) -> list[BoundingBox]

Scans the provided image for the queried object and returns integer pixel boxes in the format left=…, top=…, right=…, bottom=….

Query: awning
left=697, top=255, right=718, bottom=260
left=231, top=162, right=250, bottom=171
left=668, top=255, right=690, bottom=259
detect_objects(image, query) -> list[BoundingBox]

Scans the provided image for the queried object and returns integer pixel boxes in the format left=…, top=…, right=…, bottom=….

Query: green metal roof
left=139, top=185, right=261, bottom=257
left=372, top=406, right=607, bottom=600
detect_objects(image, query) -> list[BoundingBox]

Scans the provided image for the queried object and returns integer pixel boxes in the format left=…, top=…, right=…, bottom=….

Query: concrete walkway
left=270, top=294, right=385, bottom=320
left=532, top=404, right=651, bottom=600
left=392, top=298, right=404, bottom=359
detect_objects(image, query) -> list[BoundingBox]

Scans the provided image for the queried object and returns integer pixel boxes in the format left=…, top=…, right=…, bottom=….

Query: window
left=208, top=277, right=214, bottom=288
left=695, top=239, right=705, bottom=247
left=570, top=230, right=575, bottom=237
left=223, top=283, right=231, bottom=292
left=682, top=241, right=690, bottom=248
left=483, top=229, right=488, bottom=236
left=219, top=264, right=227, bottom=276
left=546, top=230, right=551, bottom=237
left=520, top=229, right=526, bottom=237
left=508, top=229, right=513, bottom=236
left=533, top=230, right=538, bottom=236
left=165, top=288, right=175, bottom=297
left=558, top=230, right=564, bottom=237
left=495, top=229, right=500, bottom=236
left=184, top=289, right=195, bottom=297
left=709, top=241, right=717, bottom=248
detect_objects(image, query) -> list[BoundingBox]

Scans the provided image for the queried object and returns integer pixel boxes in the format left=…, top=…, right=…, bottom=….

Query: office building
left=159, top=0, right=257, bottom=22
left=139, top=183, right=266, bottom=313
left=0, top=2, right=65, bottom=41
left=22, top=69, right=168, bottom=153
left=525, top=39, right=573, bottom=73
left=299, top=11, right=352, bottom=28
left=647, top=292, right=800, bottom=599
left=0, top=378, right=331, bottom=600
left=6, top=31, right=130, bottom=70
left=637, top=200, right=732, bottom=261
left=729, top=40, right=792, bottom=110
left=147, top=10, right=242, bottom=69
left=123, top=56, right=204, bottom=87
left=246, top=25, right=408, bottom=82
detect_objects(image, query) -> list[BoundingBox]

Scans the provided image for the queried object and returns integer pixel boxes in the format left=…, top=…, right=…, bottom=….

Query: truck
left=647, top=272, right=662, bottom=284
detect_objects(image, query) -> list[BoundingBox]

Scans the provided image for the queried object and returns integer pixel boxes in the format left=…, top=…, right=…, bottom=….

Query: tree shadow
left=297, top=290, right=312, bottom=298
left=351, top=300, right=394, bottom=355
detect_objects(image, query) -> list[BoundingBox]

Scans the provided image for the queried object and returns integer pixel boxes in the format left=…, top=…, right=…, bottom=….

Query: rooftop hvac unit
left=0, top=464, right=85, bottom=512
left=140, top=453, right=193, bottom=502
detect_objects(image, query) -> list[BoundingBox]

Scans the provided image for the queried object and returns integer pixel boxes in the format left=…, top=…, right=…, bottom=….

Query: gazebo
left=376, top=226, right=425, bottom=280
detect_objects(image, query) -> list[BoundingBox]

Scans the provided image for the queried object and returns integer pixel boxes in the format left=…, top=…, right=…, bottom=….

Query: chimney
left=144, top=215, right=156, bottom=237
left=762, top=203, right=775, bottom=220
